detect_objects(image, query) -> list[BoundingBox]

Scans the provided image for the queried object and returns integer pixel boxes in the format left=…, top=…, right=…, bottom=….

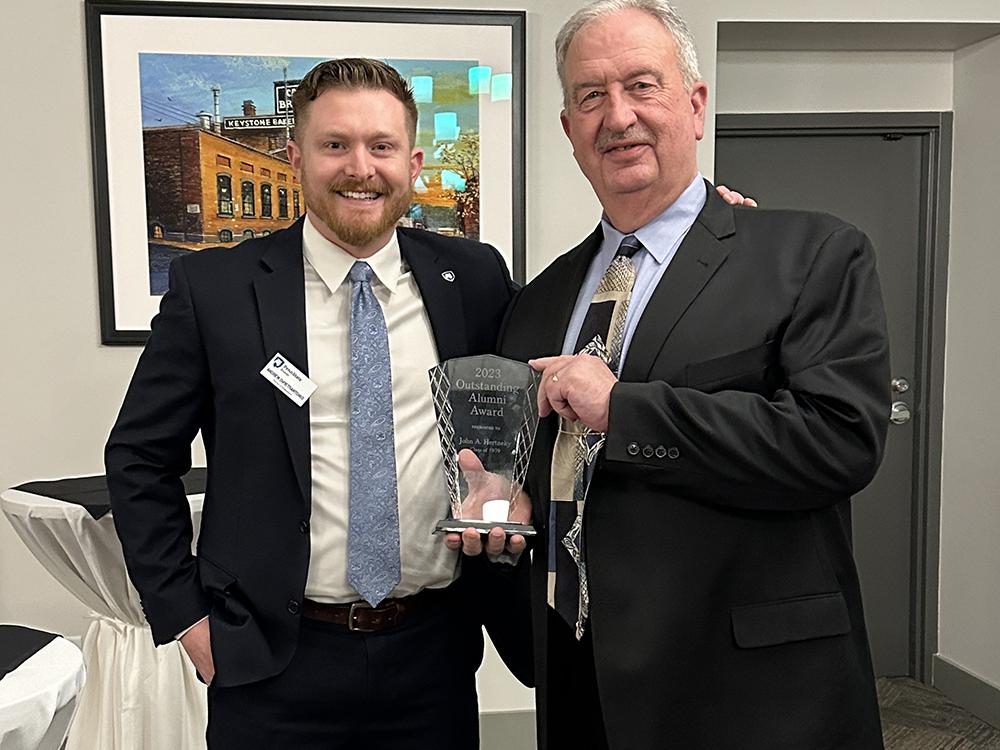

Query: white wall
left=938, top=33, right=1000, bottom=689
left=1, top=0, right=136, bottom=639
left=4, top=0, right=1000, bottom=715
left=714, top=32, right=1000, bottom=693
left=715, top=38, right=1000, bottom=693
left=716, top=50, right=954, bottom=113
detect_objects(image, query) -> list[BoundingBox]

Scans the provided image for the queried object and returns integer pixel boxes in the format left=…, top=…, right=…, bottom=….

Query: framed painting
left=86, top=0, right=525, bottom=343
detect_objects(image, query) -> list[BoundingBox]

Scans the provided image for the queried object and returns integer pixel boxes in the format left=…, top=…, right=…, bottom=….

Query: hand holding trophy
left=451, top=448, right=533, bottom=559
left=456, top=448, right=510, bottom=523
left=429, top=355, right=540, bottom=540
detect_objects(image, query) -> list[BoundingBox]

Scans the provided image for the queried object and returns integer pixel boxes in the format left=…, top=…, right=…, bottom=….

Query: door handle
left=890, top=401, right=911, bottom=425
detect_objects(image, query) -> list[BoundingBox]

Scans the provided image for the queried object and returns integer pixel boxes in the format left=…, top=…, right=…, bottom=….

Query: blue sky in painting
left=138, top=54, right=481, bottom=155
left=138, top=55, right=320, bottom=124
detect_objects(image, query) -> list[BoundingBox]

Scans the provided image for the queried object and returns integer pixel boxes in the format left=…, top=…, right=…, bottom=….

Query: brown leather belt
left=301, top=591, right=432, bottom=632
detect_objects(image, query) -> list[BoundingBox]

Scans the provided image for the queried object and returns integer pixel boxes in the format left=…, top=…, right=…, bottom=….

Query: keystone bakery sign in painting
left=86, top=1, right=525, bottom=343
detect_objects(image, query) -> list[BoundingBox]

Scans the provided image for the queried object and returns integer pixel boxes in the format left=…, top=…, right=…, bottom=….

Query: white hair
left=555, top=0, right=701, bottom=104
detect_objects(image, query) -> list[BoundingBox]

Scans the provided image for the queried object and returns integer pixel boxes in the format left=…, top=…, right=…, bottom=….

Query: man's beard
left=308, top=178, right=414, bottom=249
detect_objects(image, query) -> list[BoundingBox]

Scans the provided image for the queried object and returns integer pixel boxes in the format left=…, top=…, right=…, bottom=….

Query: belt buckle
left=348, top=601, right=376, bottom=632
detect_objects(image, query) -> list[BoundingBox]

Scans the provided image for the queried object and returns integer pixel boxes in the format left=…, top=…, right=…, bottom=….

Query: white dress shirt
left=301, top=215, right=458, bottom=602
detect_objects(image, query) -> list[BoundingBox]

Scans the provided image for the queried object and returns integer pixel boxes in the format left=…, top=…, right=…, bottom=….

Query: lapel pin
left=441, top=270, right=456, bottom=283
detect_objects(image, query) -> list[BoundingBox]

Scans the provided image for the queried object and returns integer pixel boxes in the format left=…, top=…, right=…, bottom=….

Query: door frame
left=715, top=112, right=952, bottom=682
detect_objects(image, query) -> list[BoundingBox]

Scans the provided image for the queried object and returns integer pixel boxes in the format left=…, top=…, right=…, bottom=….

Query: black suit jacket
left=106, top=219, right=529, bottom=687
left=500, top=183, right=889, bottom=749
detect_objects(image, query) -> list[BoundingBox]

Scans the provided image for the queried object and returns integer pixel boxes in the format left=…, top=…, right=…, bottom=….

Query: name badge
left=260, top=353, right=317, bottom=407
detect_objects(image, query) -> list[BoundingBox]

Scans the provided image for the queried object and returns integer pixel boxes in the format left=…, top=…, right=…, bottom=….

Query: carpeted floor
left=879, top=677, right=1000, bottom=749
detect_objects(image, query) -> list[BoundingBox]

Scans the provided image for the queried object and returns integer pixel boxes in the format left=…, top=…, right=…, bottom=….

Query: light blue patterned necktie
left=347, top=260, right=400, bottom=606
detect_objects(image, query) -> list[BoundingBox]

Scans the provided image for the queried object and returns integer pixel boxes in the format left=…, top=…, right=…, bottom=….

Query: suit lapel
left=399, top=231, right=468, bottom=362
left=529, top=229, right=602, bottom=523
left=540, top=227, right=603, bottom=356
left=621, top=182, right=737, bottom=382
left=252, top=220, right=311, bottom=509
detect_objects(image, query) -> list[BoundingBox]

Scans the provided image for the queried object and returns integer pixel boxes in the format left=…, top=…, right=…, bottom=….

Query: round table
left=1, top=484, right=207, bottom=750
left=0, top=628, right=85, bottom=750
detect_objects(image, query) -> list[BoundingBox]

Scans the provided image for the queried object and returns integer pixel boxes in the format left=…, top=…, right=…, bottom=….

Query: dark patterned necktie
left=347, top=261, right=401, bottom=606
left=549, top=234, right=641, bottom=638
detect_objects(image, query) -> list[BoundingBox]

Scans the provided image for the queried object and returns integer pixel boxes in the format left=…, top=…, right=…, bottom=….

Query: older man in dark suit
left=472, top=1, right=890, bottom=747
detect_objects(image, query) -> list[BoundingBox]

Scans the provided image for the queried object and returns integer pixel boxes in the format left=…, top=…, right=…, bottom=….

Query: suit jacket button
left=287, top=599, right=300, bottom=615
left=299, top=520, right=310, bottom=533
left=655, top=445, right=667, bottom=459
left=642, top=445, right=654, bottom=458
left=627, top=442, right=640, bottom=456
left=667, top=447, right=680, bottom=459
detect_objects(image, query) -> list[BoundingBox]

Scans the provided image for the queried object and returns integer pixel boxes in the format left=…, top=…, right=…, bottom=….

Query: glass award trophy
left=429, top=354, right=540, bottom=536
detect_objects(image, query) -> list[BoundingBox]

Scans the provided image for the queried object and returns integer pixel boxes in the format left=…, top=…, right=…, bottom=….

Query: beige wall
left=714, top=39, right=1000, bottom=690
left=3, top=0, right=1000, bottom=714
left=716, top=50, right=954, bottom=113
left=938, top=33, right=1000, bottom=689
left=2, top=0, right=135, bottom=639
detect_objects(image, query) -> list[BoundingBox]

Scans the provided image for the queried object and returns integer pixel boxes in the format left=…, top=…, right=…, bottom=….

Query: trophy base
left=434, top=519, right=537, bottom=537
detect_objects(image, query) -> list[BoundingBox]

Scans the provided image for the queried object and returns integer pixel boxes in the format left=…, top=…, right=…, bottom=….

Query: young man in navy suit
left=107, top=58, right=530, bottom=749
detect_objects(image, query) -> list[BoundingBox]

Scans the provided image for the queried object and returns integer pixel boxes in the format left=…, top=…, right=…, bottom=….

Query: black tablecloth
left=0, top=625, right=57, bottom=679
left=14, top=468, right=208, bottom=520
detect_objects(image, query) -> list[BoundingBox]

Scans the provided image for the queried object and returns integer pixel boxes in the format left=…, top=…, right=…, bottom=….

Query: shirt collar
left=301, top=213, right=403, bottom=294
left=600, top=173, right=707, bottom=264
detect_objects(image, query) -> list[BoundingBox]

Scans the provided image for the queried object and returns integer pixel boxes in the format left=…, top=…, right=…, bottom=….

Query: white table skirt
left=0, top=633, right=85, bottom=750
left=1, top=489, right=207, bottom=750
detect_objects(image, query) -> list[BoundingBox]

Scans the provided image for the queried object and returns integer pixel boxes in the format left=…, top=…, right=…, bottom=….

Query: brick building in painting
left=143, top=119, right=302, bottom=245
left=143, top=97, right=471, bottom=246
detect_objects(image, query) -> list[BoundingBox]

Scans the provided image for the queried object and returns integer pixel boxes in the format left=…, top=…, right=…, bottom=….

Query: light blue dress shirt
left=560, top=174, right=708, bottom=371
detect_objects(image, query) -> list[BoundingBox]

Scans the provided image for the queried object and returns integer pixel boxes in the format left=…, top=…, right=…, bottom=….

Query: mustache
left=327, top=178, right=391, bottom=195
left=595, top=125, right=656, bottom=153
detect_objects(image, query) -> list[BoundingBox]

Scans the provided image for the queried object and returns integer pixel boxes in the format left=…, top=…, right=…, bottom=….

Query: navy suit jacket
left=106, top=219, right=530, bottom=687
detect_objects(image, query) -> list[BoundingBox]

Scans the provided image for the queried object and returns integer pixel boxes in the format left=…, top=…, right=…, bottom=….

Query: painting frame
left=86, top=0, right=526, bottom=344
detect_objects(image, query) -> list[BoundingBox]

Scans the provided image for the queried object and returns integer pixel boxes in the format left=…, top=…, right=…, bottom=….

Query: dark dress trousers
left=499, top=183, right=890, bottom=750
left=105, top=219, right=532, bottom=746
